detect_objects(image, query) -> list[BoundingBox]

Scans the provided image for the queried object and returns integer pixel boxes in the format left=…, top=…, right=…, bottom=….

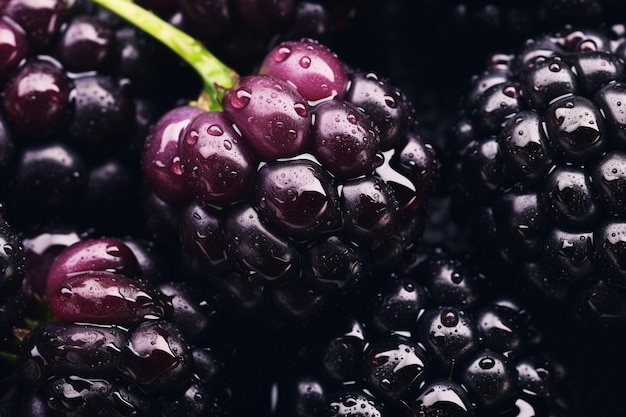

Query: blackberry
left=0, top=0, right=208, bottom=237
left=14, top=235, right=239, bottom=417
left=95, top=0, right=439, bottom=326
left=450, top=25, right=626, bottom=330
left=270, top=247, right=570, bottom=417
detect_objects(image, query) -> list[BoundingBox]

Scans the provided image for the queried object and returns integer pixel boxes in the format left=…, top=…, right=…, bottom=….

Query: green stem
left=0, top=350, right=16, bottom=364
left=90, top=0, right=239, bottom=111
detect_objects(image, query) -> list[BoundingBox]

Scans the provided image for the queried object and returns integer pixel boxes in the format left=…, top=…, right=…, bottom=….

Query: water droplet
left=273, top=46, right=291, bottom=62
left=230, top=88, right=252, bottom=109
left=384, top=95, right=397, bottom=108
left=347, top=113, right=357, bottom=124
left=549, top=62, right=561, bottom=72
left=59, top=286, right=72, bottom=300
left=293, top=102, right=308, bottom=117
left=503, top=85, right=519, bottom=98
left=479, top=356, right=496, bottom=369
left=207, top=124, right=223, bottom=136
left=440, top=309, right=459, bottom=327
left=299, top=56, right=311, bottom=68
left=171, top=157, right=183, bottom=175
left=105, top=244, right=122, bottom=257
left=223, top=140, right=233, bottom=150
left=186, top=131, right=199, bottom=145
left=380, top=379, right=392, bottom=391
left=2, top=244, right=13, bottom=256
left=579, top=39, right=597, bottom=52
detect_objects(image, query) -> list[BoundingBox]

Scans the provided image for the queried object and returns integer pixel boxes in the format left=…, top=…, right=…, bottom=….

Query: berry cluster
left=0, top=0, right=202, bottom=237
left=142, top=36, right=439, bottom=326
left=2, top=0, right=626, bottom=416
left=452, top=25, right=626, bottom=328
left=18, top=236, right=235, bottom=417
left=271, top=248, right=569, bottom=417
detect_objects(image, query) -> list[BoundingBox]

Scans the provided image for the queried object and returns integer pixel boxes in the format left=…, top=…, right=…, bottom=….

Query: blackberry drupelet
left=270, top=247, right=570, bottom=417
left=451, top=25, right=626, bottom=329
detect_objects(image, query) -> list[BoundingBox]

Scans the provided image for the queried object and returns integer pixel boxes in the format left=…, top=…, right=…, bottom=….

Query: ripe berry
left=115, top=0, right=440, bottom=326
left=270, top=247, right=570, bottom=417
left=451, top=25, right=626, bottom=330
left=16, top=235, right=238, bottom=416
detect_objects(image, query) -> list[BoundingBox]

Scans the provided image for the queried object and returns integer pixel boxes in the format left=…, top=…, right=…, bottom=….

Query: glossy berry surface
left=179, top=110, right=258, bottom=206
left=143, top=37, right=440, bottom=326
left=14, top=235, right=240, bottom=416
left=451, top=26, right=626, bottom=330
left=223, top=74, right=312, bottom=160
left=269, top=248, right=569, bottom=417
left=142, top=105, right=205, bottom=205
left=311, top=100, right=381, bottom=178
left=253, top=159, right=341, bottom=239
left=2, top=59, right=71, bottom=139
left=259, top=38, right=348, bottom=102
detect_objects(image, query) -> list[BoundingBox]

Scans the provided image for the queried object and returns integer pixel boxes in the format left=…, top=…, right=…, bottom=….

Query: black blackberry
left=0, top=0, right=207, bottom=237
left=269, top=247, right=571, bottom=417
left=450, top=25, right=626, bottom=329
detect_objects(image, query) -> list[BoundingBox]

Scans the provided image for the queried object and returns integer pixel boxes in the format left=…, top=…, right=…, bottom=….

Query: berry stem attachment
left=89, top=0, right=239, bottom=111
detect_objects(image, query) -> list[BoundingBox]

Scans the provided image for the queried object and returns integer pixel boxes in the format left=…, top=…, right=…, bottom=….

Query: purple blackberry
left=11, top=234, right=240, bottom=417
left=450, top=25, right=626, bottom=329
left=270, top=247, right=571, bottom=417
left=91, top=0, right=439, bottom=326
